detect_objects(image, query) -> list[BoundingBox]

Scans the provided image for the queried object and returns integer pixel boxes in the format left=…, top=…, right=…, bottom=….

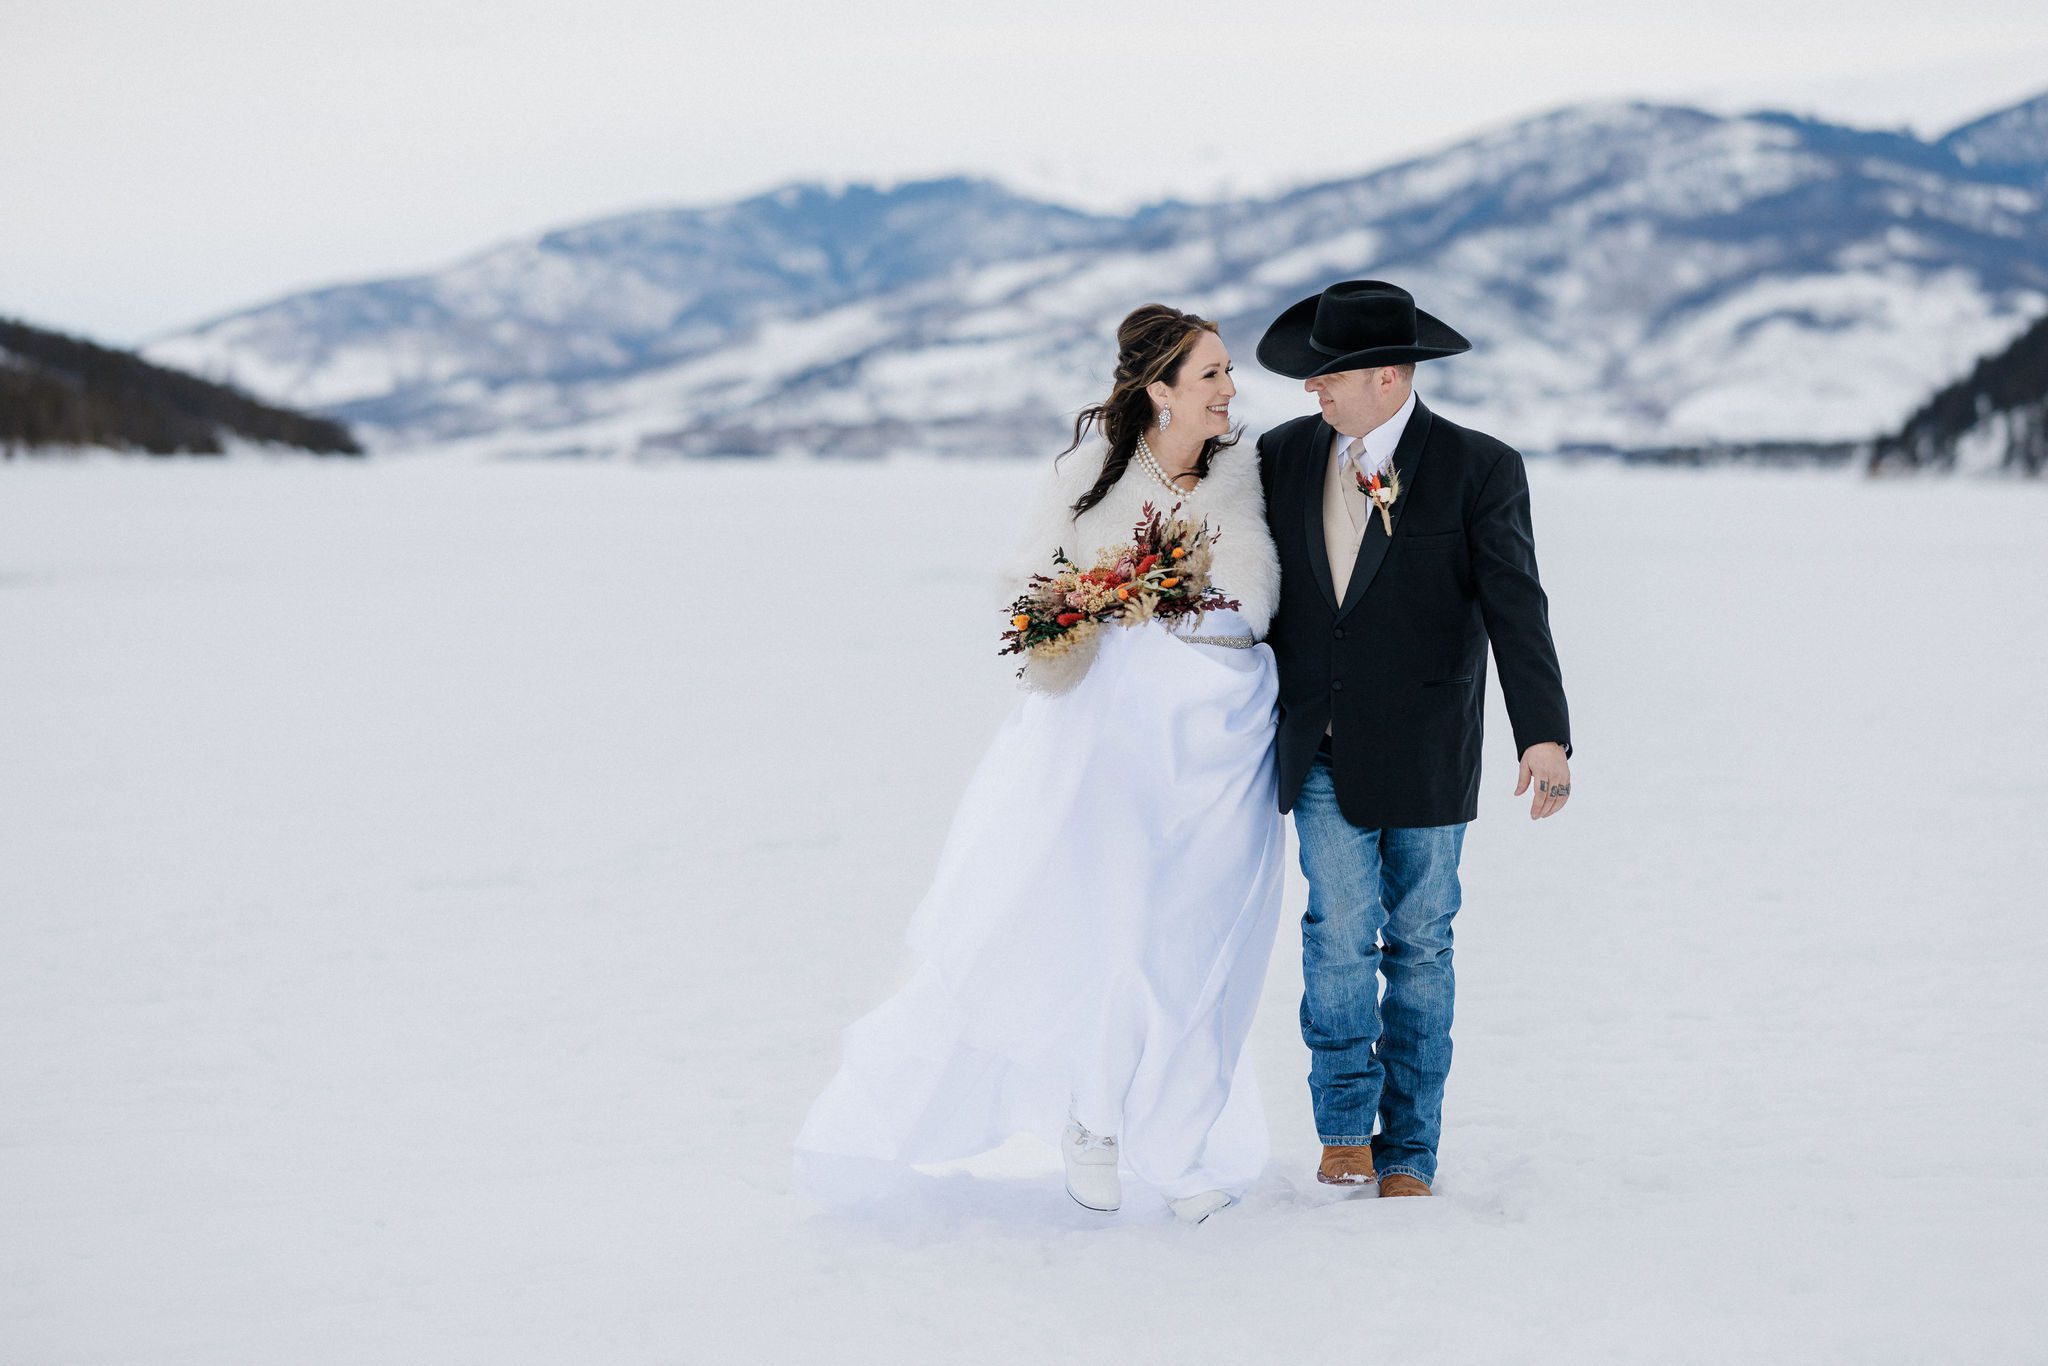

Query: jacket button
left=1333, top=627, right=1345, bottom=639
left=1331, top=679, right=1344, bottom=691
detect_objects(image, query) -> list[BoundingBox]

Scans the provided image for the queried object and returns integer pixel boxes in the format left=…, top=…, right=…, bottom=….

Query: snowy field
left=3, top=450, right=2046, bottom=1363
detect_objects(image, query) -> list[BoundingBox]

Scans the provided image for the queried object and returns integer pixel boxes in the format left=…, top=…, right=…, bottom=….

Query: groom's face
left=1305, top=365, right=1408, bottom=437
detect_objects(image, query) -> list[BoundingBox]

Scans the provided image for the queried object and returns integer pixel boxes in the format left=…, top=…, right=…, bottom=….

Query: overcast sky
left=4, top=0, right=2046, bottom=346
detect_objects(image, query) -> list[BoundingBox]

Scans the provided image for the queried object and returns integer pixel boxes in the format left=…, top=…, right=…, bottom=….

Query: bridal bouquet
left=1001, top=501, right=1240, bottom=692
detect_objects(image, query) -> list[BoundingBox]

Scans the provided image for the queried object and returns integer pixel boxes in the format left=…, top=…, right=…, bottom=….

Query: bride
left=792, top=304, right=1284, bottom=1224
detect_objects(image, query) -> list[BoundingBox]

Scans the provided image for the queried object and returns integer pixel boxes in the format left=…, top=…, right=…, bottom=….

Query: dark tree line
left=0, top=315, right=361, bottom=457
left=1872, top=311, right=2048, bottom=475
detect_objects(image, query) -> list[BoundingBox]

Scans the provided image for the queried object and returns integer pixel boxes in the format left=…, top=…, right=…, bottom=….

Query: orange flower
left=1161, top=576, right=1180, bottom=588
left=1012, top=614, right=1031, bottom=630
left=1116, top=587, right=1130, bottom=600
left=1171, top=546, right=1187, bottom=559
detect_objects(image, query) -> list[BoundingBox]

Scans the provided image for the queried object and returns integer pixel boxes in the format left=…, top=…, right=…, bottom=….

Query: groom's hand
left=1515, top=742, right=1571, bottom=820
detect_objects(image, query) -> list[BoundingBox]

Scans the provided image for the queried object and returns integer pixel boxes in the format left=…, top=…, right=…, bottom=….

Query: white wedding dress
left=793, top=438, right=1285, bottom=1206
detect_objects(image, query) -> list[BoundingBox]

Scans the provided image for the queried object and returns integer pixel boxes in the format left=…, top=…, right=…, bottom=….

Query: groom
left=1254, top=279, right=1573, bottom=1198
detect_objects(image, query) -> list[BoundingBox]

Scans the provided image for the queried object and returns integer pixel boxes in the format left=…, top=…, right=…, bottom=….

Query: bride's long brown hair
left=1058, top=304, right=1242, bottom=518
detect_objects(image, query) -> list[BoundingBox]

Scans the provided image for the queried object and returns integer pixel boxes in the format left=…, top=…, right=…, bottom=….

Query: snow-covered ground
left=3, top=451, right=2045, bottom=1363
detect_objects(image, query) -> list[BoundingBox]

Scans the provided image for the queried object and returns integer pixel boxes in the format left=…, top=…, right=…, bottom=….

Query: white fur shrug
left=996, top=434, right=1281, bottom=640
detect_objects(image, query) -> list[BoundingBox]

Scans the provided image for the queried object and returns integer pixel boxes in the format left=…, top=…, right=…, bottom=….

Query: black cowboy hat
left=1256, top=279, right=1470, bottom=379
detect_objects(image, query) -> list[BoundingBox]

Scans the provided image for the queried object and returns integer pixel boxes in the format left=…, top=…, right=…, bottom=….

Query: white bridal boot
left=1062, top=1120, right=1121, bottom=1212
left=1169, top=1190, right=1234, bottom=1225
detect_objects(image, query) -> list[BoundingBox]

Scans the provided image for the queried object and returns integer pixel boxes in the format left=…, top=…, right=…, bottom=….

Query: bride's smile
left=1141, top=329, right=1239, bottom=480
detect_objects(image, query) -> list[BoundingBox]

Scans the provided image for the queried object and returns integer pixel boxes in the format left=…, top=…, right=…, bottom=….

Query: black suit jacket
left=1257, top=396, right=1571, bottom=828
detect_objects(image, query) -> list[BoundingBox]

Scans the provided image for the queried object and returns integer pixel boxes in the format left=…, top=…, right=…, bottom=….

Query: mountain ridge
left=139, top=88, right=2048, bottom=457
left=1872, top=309, right=2048, bottom=474
left=1, top=314, right=359, bottom=457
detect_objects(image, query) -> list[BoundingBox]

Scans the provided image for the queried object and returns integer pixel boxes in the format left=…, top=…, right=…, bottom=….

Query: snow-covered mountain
left=1940, top=93, right=2048, bottom=181
left=142, top=92, right=2048, bottom=457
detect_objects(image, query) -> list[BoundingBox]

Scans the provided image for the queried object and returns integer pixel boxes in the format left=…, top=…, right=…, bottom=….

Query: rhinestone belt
left=1181, top=633, right=1258, bottom=649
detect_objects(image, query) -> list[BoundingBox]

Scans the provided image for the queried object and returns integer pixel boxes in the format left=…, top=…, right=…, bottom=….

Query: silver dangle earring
left=1158, top=406, right=1172, bottom=432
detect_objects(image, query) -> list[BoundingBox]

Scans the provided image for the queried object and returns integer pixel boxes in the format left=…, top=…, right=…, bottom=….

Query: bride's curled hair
left=1059, top=304, right=1242, bottom=517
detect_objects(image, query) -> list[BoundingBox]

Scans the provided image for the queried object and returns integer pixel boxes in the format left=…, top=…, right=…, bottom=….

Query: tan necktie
left=1339, top=438, right=1368, bottom=535
left=1323, top=438, right=1372, bottom=741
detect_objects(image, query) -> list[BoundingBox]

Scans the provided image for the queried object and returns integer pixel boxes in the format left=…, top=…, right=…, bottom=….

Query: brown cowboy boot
left=1317, top=1145, right=1377, bottom=1185
left=1377, top=1173, right=1433, bottom=1197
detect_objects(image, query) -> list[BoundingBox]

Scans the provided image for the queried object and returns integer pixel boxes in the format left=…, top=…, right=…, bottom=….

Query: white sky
left=4, top=0, right=2046, bottom=346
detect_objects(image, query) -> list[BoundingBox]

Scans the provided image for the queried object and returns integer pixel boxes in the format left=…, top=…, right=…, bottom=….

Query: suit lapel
left=1300, top=415, right=1342, bottom=615
left=1335, top=397, right=1435, bottom=622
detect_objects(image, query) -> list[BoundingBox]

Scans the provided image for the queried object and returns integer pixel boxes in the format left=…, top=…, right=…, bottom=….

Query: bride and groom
left=793, top=279, right=1574, bottom=1223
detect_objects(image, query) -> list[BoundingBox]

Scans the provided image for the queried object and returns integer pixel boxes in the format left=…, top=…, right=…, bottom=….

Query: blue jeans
left=1291, top=753, right=1467, bottom=1185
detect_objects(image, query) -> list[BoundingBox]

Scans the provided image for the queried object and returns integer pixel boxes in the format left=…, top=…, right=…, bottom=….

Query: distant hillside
left=142, top=89, right=2048, bottom=458
left=0, top=316, right=360, bottom=456
left=1871, top=311, right=2048, bottom=475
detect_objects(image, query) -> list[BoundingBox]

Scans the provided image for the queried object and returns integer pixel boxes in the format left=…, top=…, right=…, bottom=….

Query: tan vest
left=1321, top=435, right=1370, bottom=737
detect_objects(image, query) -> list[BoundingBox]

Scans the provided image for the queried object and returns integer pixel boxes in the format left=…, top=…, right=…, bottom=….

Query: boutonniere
left=1354, top=463, right=1403, bottom=536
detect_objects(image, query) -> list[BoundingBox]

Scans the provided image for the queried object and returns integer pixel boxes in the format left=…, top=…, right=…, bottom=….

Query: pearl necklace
left=1134, top=434, right=1201, bottom=495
